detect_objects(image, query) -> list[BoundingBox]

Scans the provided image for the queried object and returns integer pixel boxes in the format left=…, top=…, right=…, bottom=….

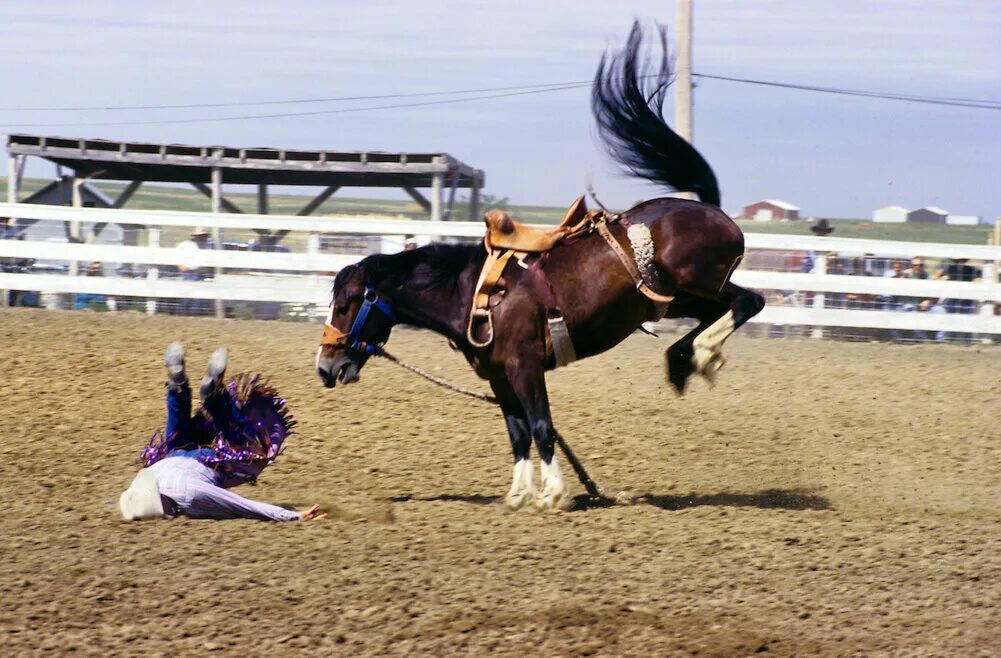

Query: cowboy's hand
left=300, top=504, right=328, bottom=522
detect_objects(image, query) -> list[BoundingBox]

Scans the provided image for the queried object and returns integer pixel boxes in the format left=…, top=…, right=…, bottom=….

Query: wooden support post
left=257, top=184, right=269, bottom=215
left=469, top=170, right=482, bottom=220
left=211, top=167, right=224, bottom=319
left=7, top=155, right=23, bottom=204
left=430, top=156, right=444, bottom=222
left=443, top=171, right=459, bottom=221
left=191, top=182, right=244, bottom=214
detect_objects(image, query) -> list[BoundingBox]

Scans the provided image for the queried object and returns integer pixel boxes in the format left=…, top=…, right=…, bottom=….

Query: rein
left=375, top=349, right=498, bottom=404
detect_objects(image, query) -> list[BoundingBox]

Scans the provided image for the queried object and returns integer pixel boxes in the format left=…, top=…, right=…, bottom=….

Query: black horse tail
left=592, top=21, right=721, bottom=208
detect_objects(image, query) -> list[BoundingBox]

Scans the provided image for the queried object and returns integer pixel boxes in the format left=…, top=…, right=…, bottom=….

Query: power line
left=694, top=73, right=1001, bottom=110
left=0, top=80, right=598, bottom=112
left=3, top=74, right=998, bottom=129
left=1, top=82, right=593, bottom=129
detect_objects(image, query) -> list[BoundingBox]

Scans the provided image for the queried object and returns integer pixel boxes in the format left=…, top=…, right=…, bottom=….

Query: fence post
left=811, top=250, right=827, bottom=339
left=308, top=231, right=322, bottom=321
left=211, top=166, right=225, bottom=319
left=146, top=227, right=160, bottom=315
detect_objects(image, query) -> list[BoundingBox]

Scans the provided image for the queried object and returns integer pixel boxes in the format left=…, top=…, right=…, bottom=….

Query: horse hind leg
left=666, top=284, right=764, bottom=393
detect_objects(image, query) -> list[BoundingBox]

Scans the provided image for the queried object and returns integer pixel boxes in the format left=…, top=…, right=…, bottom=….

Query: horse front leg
left=490, top=379, right=536, bottom=510
left=506, top=366, right=571, bottom=512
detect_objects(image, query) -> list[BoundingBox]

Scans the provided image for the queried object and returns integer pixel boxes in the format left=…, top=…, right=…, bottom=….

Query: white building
left=872, top=205, right=908, bottom=223
left=945, top=214, right=982, bottom=226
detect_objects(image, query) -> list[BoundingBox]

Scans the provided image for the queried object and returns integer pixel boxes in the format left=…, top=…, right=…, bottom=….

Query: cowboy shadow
left=570, top=488, right=832, bottom=512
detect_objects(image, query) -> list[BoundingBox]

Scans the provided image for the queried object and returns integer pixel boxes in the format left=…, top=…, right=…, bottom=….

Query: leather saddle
left=484, top=195, right=591, bottom=252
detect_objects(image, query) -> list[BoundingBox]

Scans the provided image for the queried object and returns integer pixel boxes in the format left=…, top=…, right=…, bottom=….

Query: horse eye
left=335, top=305, right=348, bottom=315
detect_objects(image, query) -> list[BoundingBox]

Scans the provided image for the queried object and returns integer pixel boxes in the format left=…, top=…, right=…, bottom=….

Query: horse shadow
left=389, top=493, right=501, bottom=506
left=571, top=488, right=832, bottom=512
left=389, top=488, right=831, bottom=513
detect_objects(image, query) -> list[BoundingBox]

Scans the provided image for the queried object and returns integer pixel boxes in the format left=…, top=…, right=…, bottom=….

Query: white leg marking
left=536, top=455, right=570, bottom=511
left=505, top=459, right=536, bottom=510
left=692, top=310, right=735, bottom=385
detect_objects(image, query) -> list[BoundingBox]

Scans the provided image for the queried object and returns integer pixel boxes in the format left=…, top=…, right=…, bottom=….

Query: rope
left=375, top=348, right=611, bottom=501
left=376, top=350, right=498, bottom=404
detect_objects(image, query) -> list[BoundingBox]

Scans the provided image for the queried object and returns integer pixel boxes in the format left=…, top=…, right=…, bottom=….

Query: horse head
left=315, top=260, right=397, bottom=389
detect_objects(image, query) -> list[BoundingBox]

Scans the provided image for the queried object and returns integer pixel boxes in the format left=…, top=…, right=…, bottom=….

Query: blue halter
left=347, top=286, right=397, bottom=355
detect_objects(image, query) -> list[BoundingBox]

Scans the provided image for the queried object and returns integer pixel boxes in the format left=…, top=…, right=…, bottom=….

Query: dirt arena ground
left=0, top=307, right=999, bottom=657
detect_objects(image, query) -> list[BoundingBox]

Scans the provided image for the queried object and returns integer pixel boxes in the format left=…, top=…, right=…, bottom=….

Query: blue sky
left=1, top=1, right=997, bottom=220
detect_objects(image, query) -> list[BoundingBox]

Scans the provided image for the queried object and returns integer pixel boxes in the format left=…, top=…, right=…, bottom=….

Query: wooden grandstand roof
left=4, top=133, right=484, bottom=189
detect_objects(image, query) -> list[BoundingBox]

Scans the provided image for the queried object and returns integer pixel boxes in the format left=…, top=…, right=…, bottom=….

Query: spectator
left=941, top=258, right=981, bottom=315
left=881, top=260, right=904, bottom=308
left=1, top=220, right=40, bottom=307
left=175, top=227, right=213, bottom=315
left=905, top=257, right=929, bottom=281
left=901, top=298, right=947, bottom=343
left=74, top=261, right=109, bottom=311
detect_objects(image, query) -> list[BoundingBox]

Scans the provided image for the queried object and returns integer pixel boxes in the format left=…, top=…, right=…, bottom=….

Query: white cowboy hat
left=119, top=468, right=165, bottom=520
left=190, top=226, right=210, bottom=237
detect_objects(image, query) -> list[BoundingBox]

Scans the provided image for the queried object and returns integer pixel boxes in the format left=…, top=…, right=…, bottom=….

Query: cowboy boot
left=164, top=342, right=187, bottom=392
left=199, top=347, right=229, bottom=402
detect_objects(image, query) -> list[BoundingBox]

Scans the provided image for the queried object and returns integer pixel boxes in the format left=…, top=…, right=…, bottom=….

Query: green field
left=2, top=177, right=995, bottom=245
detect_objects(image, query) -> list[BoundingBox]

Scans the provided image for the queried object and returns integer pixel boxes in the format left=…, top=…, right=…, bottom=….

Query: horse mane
left=591, top=21, right=721, bottom=207
left=352, top=242, right=484, bottom=294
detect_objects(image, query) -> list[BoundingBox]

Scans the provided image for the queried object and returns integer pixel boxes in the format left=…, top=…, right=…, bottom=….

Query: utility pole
left=674, top=0, right=696, bottom=202
left=675, top=0, right=694, bottom=144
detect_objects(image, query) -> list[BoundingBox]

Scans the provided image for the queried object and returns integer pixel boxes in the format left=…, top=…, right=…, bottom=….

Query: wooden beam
left=403, top=186, right=431, bottom=213
left=191, top=182, right=245, bottom=214
left=111, top=180, right=143, bottom=209
left=296, top=185, right=339, bottom=216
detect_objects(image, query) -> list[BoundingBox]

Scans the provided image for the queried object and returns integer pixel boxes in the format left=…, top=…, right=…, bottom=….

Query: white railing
left=1, top=202, right=999, bottom=336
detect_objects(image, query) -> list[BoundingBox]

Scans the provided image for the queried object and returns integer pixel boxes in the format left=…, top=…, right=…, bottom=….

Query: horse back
left=624, top=197, right=745, bottom=293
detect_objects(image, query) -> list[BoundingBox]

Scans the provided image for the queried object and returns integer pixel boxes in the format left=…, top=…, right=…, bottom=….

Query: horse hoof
left=505, top=491, right=534, bottom=510
left=535, top=488, right=571, bottom=512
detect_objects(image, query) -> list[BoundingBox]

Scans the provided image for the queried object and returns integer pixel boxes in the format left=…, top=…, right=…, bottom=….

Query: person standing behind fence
left=175, top=227, right=212, bottom=315
left=74, top=261, right=109, bottom=311
left=940, top=258, right=981, bottom=315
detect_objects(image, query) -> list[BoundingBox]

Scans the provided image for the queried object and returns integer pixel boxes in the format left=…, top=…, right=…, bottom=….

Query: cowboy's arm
left=185, top=479, right=301, bottom=522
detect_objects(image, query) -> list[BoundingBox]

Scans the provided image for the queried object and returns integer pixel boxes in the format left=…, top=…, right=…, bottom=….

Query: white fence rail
left=1, top=202, right=999, bottom=336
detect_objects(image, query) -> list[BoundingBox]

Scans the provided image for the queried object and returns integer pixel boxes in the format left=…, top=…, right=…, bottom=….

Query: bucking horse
left=316, top=22, right=765, bottom=511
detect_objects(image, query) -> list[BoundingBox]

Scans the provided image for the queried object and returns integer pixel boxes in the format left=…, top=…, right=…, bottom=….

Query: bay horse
left=316, top=23, right=764, bottom=511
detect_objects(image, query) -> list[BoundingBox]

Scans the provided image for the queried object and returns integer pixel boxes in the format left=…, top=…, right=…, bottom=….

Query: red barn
left=742, top=199, right=800, bottom=221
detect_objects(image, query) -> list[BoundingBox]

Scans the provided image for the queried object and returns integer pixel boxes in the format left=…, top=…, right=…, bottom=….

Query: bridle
left=320, top=286, right=397, bottom=356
